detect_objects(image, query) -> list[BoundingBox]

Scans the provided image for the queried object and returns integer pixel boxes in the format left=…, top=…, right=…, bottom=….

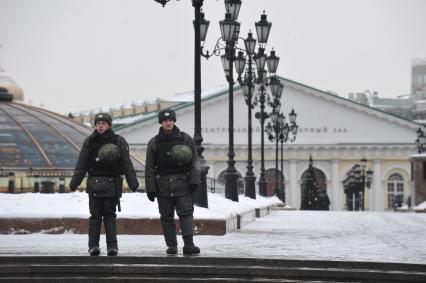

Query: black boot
left=88, top=246, right=100, bottom=256
left=107, top=248, right=118, bottom=256
left=166, top=246, right=178, bottom=255
left=183, top=236, right=200, bottom=255
left=107, top=241, right=118, bottom=256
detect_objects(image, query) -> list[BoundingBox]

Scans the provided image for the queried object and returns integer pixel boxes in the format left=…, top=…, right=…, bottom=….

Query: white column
left=372, top=159, right=383, bottom=211
left=289, top=160, right=298, bottom=209
left=330, top=160, right=341, bottom=210
left=284, top=161, right=289, bottom=204
left=411, top=160, right=416, bottom=206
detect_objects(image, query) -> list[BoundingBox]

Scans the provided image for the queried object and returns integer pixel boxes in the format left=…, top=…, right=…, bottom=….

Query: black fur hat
left=94, top=113, right=112, bottom=126
left=158, top=109, right=176, bottom=124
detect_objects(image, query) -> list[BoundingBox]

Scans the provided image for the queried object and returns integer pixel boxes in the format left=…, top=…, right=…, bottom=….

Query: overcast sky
left=1, top=0, right=425, bottom=115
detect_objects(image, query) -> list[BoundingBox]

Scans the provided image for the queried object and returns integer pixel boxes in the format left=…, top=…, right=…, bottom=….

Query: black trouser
left=88, top=196, right=118, bottom=250
left=157, top=195, right=194, bottom=247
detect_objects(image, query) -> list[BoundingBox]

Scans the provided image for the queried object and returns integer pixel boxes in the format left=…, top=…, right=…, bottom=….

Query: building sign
left=200, top=126, right=348, bottom=134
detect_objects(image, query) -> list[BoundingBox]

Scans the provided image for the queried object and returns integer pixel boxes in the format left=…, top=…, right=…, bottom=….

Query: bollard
left=8, top=172, right=15, bottom=193
left=59, top=177, right=65, bottom=193
left=33, top=174, right=40, bottom=193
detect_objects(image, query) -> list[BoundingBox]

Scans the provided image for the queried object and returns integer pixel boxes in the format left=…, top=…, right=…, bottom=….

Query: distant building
left=110, top=77, right=420, bottom=211
left=412, top=58, right=426, bottom=99
left=347, top=58, right=426, bottom=124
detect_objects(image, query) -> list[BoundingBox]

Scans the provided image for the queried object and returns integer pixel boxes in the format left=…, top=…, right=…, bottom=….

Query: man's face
left=161, top=119, right=175, bottom=133
left=95, top=121, right=110, bottom=134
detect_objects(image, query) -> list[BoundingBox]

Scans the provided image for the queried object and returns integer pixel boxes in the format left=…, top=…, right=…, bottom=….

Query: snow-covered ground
left=1, top=193, right=425, bottom=264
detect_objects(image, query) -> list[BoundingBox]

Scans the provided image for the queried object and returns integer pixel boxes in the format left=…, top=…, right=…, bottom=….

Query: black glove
left=147, top=191, right=157, bottom=202
left=189, top=184, right=199, bottom=193
left=131, top=186, right=138, bottom=192
left=70, top=186, right=77, bottom=192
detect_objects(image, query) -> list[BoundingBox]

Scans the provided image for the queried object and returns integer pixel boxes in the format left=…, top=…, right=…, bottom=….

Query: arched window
left=387, top=173, right=404, bottom=208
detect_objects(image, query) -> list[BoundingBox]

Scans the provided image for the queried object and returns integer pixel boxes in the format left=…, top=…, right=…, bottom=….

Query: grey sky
left=0, top=0, right=425, bottom=114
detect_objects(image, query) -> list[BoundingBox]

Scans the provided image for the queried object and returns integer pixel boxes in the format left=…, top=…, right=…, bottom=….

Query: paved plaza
left=1, top=210, right=425, bottom=264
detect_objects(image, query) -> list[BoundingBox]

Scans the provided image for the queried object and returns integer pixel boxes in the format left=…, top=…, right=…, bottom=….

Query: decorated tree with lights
left=301, top=156, right=321, bottom=210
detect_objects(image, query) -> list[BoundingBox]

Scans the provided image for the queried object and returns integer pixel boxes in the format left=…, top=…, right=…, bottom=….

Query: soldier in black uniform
left=145, top=109, right=201, bottom=255
left=70, top=113, right=139, bottom=256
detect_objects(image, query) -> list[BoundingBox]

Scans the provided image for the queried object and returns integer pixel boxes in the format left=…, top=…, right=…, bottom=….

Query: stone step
left=0, top=276, right=312, bottom=282
left=0, top=256, right=425, bottom=282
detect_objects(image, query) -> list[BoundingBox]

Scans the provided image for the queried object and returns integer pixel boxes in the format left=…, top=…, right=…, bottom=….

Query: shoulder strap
left=116, top=135, right=123, bottom=146
left=153, top=134, right=159, bottom=149
left=181, top=132, right=192, bottom=145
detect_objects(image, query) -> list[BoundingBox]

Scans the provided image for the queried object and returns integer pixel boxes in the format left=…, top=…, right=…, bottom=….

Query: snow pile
left=415, top=200, right=426, bottom=211
left=0, top=192, right=281, bottom=219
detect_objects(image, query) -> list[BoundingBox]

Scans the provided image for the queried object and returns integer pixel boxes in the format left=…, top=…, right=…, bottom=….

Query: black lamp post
left=239, top=44, right=256, bottom=199
left=234, top=12, right=274, bottom=198
left=343, top=158, right=373, bottom=211
left=220, top=6, right=241, bottom=202
left=266, top=108, right=298, bottom=202
left=254, top=75, right=280, bottom=197
left=359, top=158, right=374, bottom=211
left=199, top=0, right=242, bottom=201
left=279, top=110, right=298, bottom=202
left=254, top=83, right=269, bottom=197
left=265, top=92, right=282, bottom=198
left=237, top=26, right=275, bottom=199
left=416, top=127, right=426, bottom=153
left=154, top=0, right=210, bottom=207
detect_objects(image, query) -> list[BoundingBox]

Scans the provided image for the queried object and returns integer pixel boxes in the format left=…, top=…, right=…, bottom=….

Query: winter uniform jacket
left=70, top=129, right=139, bottom=197
left=145, top=126, right=200, bottom=197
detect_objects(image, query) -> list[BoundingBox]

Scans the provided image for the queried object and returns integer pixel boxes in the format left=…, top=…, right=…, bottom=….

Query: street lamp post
left=243, top=12, right=275, bottom=198
left=359, top=158, right=374, bottom=211
left=154, top=0, right=210, bottom=207
left=254, top=83, right=269, bottom=197
left=266, top=109, right=298, bottom=202
left=200, top=0, right=242, bottom=201
left=239, top=39, right=257, bottom=199
left=343, top=159, right=373, bottom=211
left=254, top=74, right=281, bottom=197
left=237, top=27, right=275, bottom=199
left=266, top=108, right=281, bottom=198
left=220, top=7, right=241, bottom=202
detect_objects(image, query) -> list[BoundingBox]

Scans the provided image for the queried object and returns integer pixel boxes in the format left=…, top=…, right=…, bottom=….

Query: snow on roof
left=110, top=85, right=230, bottom=126
left=159, top=85, right=228, bottom=102
left=113, top=111, right=157, bottom=125
left=409, top=153, right=426, bottom=158
left=72, top=85, right=228, bottom=117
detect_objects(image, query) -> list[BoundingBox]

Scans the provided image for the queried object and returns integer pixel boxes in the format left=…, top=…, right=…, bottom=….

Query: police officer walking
left=70, top=113, right=139, bottom=256
left=145, top=109, right=201, bottom=255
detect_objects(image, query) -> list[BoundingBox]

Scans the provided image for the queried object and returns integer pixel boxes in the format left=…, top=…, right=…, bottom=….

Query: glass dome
left=0, top=88, right=144, bottom=193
